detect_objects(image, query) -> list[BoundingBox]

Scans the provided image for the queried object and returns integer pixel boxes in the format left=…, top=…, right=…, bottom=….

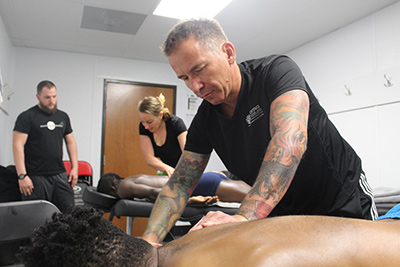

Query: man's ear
left=110, top=186, right=118, bottom=197
left=222, top=42, right=236, bottom=64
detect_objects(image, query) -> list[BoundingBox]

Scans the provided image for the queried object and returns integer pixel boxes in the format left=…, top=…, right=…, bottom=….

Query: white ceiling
left=1, top=0, right=399, bottom=64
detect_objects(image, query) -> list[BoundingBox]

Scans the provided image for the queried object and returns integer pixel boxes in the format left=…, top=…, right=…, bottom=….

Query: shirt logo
left=40, top=121, right=64, bottom=131
left=246, top=105, right=264, bottom=127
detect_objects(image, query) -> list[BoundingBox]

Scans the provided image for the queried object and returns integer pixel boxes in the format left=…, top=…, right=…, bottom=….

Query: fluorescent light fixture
left=153, top=0, right=232, bottom=19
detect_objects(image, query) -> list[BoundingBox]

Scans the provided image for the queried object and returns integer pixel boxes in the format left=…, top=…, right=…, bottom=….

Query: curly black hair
left=21, top=207, right=154, bottom=267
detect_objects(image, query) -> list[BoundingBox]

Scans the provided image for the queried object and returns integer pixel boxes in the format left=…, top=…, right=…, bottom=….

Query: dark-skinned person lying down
left=21, top=204, right=400, bottom=267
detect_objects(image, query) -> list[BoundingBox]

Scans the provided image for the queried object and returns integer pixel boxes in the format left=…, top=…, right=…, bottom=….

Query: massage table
left=82, top=186, right=239, bottom=237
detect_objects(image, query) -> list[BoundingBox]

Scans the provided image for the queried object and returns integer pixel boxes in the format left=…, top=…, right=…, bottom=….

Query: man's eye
left=195, top=67, right=205, bottom=73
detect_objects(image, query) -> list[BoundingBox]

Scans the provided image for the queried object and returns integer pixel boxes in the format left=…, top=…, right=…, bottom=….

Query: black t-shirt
left=14, top=105, right=73, bottom=175
left=139, top=115, right=187, bottom=167
left=185, top=55, right=362, bottom=216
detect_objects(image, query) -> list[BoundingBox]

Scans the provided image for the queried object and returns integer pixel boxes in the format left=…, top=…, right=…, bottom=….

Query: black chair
left=0, top=200, right=60, bottom=265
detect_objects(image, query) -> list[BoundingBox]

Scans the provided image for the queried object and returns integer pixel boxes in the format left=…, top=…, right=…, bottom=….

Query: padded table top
left=114, top=199, right=239, bottom=222
left=82, top=186, right=239, bottom=222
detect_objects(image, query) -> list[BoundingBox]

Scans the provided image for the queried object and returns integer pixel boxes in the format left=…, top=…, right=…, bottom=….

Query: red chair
left=63, top=161, right=93, bottom=186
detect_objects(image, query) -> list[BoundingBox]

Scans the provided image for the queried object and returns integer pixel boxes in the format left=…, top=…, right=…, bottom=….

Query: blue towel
left=376, top=203, right=400, bottom=220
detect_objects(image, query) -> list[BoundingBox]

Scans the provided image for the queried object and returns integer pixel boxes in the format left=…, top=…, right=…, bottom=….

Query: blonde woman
left=138, top=94, right=246, bottom=199
left=138, top=94, right=187, bottom=177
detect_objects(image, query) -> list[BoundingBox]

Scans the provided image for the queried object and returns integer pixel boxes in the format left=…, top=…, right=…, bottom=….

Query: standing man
left=13, top=80, right=78, bottom=213
left=143, top=18, right=377, bottom=244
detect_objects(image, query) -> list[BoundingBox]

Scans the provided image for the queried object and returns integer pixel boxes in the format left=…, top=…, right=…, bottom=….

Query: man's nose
left=189, top=77, right=203, bottom=95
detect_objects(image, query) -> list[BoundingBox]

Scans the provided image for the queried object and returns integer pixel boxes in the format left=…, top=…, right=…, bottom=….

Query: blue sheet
left=376, top=203, right=400, bottom=220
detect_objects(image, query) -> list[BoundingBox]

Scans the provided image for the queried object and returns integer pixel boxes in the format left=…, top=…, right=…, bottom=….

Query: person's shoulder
left=171, top=115, right=184, bottom=123
left=25, top=105, right=39, bottom=113
left=240, top=54, right=292, bottom=69
left=55, top=109, right=68, bottom=116
left=17, top=106, right=38, bottom=118
left=170, top=115, right=187, bottom=130
left=139, top=121, right=151, bottom=135
left=171, top=114, right=180, bottom=120
left=14, top=106, right=38, bottom=131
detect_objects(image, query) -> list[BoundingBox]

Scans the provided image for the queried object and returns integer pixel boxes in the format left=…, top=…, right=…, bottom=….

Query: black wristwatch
left=18, top=174, right=27, bottom=180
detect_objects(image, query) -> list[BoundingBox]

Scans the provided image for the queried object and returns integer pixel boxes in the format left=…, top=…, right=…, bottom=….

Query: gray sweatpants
left=22, top=172, right=74, bottom=213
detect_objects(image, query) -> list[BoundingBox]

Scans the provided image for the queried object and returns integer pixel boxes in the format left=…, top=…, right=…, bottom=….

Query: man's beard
left=40, top=103, right=57, bottom=114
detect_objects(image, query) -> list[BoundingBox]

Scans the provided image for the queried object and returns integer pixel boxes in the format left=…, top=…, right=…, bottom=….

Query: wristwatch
left=18, top=174, right=27, bottom=180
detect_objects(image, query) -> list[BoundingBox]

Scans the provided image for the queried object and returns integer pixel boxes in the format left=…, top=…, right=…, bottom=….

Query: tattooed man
left=142, top=18, right=377, bottom=246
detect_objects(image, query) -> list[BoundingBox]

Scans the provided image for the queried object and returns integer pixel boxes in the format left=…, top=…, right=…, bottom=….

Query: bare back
left=160, top=216, right=400, bottom=267
left=127, top=174, right=169, bottom=188
left=117, top=175, right=168, bottom=200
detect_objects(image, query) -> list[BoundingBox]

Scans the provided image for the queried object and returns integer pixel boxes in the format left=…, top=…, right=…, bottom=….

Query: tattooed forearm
left=143, top=151, right=210, bottom=241
left=169, top=152, right=209, bottom=196
left=238, top=90, right=309, bottom=221
left=238, top=160, right=297, bottom=220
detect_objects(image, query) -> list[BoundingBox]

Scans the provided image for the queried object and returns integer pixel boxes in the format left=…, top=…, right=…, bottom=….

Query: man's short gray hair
left=162, top=18, right=228, bottom=56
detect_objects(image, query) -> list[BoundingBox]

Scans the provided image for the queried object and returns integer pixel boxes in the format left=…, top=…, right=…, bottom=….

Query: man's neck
left=219, top=63, right=242, bottom=118
left=155, top=246, right=170, bottom=267
left=156, top=248, right=159, bottom=267
left=146, top=247, right=160, bottom=267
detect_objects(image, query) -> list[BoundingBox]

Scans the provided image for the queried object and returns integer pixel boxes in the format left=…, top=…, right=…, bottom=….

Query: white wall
left=1, top=45, right=225, bottom=185
left=288, top=1, right=400, bottom=188
left=0, top=11, right=15, bottom=165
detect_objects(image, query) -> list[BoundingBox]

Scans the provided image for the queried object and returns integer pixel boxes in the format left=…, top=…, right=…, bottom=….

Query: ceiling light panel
left=153, top=0, right=232, bottom=19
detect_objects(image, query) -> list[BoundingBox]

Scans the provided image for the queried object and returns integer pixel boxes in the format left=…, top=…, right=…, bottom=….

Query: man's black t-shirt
left=14, top=105, right=73, bottom=175
left=185, top=55, right=362, bottom=216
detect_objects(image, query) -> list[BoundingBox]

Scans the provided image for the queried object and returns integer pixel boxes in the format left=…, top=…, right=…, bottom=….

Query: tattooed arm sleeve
left=237, top=90, right=309, bottom=221
left=143, top=150, right=210, bottom=243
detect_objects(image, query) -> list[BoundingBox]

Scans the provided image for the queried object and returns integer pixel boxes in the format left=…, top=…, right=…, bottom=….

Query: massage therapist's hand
left=18, top=176, right=34, bottom=196
left=142, top=235, right=163, bottom=248
left=189, top=211, right=248, bottom=232
left=165, top=166, right=175, bottom=177
left=147, top=241, right=163, bottom=248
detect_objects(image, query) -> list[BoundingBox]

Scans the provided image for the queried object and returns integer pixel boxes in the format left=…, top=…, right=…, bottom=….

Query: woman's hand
left=188, top=196, right=219, bottom=204
left=165, top=166, right=175, bottom=177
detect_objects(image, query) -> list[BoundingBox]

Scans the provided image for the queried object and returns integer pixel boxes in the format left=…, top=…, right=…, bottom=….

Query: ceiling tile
left=80, top=6, right=147, bottom=35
